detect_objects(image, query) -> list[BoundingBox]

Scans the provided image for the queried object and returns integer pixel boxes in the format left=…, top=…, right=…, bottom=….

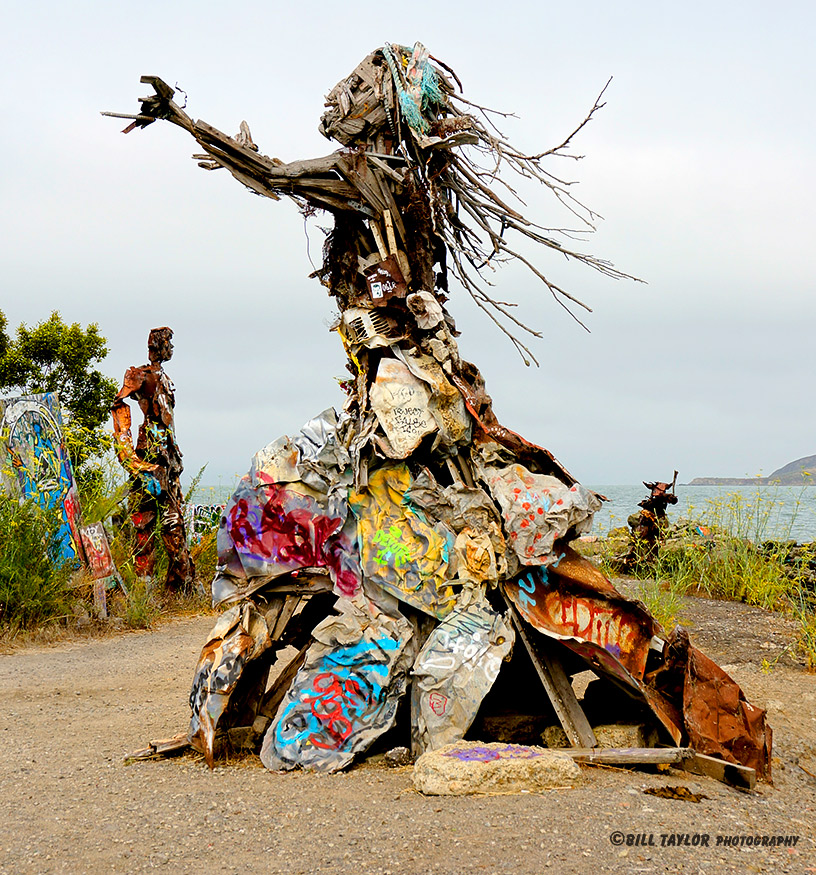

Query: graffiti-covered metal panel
left=484, top=464, right=601, bottom=565
left=349, top=464, right=457, bottom=619
left=412, top=600, right=514, bottom=752
left=0, top=392, right=83, bottom=560
left=504, top=548, right=655, bottom=681
left=260, top=597, right=413, bottom=772
left=212, top=409, right=360, bottom=608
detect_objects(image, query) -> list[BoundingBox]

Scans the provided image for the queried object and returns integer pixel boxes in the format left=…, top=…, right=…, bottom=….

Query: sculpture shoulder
left=115, top=364, right=154, bottom=401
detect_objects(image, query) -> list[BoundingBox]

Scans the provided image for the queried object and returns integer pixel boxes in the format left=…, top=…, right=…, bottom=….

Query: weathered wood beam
left=505, top=600, right=597, bottom=749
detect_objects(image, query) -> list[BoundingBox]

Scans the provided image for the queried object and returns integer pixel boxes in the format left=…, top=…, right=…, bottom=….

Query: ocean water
left=190, top=481, right=816, bottom=544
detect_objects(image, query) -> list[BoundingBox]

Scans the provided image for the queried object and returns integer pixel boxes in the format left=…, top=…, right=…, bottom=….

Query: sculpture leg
left=161, top=479, right=195, bottom=589
left=130, top=486, right=157, bottom=578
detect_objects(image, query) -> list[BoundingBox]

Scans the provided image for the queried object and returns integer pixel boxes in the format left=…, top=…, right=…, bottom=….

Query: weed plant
left=0, top=494, right=73, bottom=630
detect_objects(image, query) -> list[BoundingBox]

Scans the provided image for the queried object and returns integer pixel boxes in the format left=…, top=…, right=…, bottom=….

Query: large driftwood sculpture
left=109, top=43, right=771, bottom=783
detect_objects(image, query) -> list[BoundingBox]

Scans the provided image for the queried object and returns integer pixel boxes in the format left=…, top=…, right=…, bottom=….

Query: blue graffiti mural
left=0, top=393, right=82, bottom=560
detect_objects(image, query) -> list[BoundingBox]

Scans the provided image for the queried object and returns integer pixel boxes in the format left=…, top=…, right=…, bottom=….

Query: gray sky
left=3, top=0, right=815, bottom=487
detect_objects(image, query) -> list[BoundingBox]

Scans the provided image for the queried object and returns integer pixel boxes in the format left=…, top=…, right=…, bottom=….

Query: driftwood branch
left=104, top=67, right=642, bottom=362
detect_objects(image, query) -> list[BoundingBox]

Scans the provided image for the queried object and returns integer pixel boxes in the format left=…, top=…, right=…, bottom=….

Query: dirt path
left=1, top=597, right=815, bottom=875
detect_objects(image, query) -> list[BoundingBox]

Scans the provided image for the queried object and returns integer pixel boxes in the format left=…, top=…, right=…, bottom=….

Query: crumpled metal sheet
left=188, top=603, right=272, bottom=766
left=406, top=291, right=444, bottom=329
left=453, top=527, right=497, bottom=584
left=668, top=630, right=773, bottom=781
left=211, top=409, right=360, bottom=608
left=412, top=599, right=514, bottom=753
left=249, top=408, right=352, bottom=494
left=369, top=358, right=437, bottom=457
left=392, top=347, right=472, bottom=450
left=260, top=595, right=414, bottom=772
left=406, top=470, right=508, bottom=583
left=214, top=478, right=360, bottom=607
left=349, top=463, right=458, bottom=619
left=504, top=547, right=656, bottom=681
left=503, top=558, right=685, bottom=745
left=484, top=463, right=601, bottom=564
left=503, top=551, right=774, bottom=772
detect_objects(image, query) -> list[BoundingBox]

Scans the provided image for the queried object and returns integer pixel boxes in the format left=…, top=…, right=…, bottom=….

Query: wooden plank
left=264, top=597, right=285, bottom=632
left=369, top=221, right=389, bottom=260
left=139, top=75, right=175, bottom=100
left=563, top=747, right=689, bottom=765
left=221, top=164, right=282, bottom=200
left=680, top=751, right=757, bottom=791
left=366, top=154, right=406, bottom=185
left=124, top=731, right=190, bottom=762
left=271, top=594, right=301, bottom=640
left=258, top=641, right=310, bottom=719
left=334, top=154, right=387, bottom=214
left=371, top=171, right=409, bottom=252
left=507, top=603, right=597, bottom=749
left=383, top=209, right=399, bottom=254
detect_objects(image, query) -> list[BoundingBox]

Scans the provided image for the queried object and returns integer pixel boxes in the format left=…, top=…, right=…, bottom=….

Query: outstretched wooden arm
left=103, top=76, right=389, bottom=217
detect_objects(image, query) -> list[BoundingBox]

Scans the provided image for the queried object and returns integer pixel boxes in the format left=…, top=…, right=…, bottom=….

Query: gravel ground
left=1, top=595, right=815, bottom=875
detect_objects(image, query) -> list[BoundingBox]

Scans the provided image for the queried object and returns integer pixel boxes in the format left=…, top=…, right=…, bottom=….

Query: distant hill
left=687, top=455, right=816, bottom=486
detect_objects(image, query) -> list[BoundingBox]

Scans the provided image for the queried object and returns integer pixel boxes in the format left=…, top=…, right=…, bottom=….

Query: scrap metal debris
left=110, top=43, right=772, bottom=785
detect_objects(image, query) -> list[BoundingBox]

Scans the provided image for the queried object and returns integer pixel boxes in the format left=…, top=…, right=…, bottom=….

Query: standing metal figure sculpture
left=108, top=44, right=771, bottom=783
left=111, top=327, right=194, bottom=589
left=626, top=471, right=679, bottom=566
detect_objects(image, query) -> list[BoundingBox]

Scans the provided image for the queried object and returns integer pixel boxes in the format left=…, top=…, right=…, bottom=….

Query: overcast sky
left=3, top=0, right=815, bottom=488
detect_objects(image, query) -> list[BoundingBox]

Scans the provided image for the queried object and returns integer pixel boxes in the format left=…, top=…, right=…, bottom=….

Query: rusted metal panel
left=364, top=255, right=408, bottom=304
left=188, top=603, right=273, bottom=767
left=504, top=550, right=655, bottom=681
left=670, top=630, right=773, bottom=781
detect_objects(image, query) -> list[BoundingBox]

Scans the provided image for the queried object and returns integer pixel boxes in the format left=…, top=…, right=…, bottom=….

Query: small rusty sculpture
left=626, top=471, right=679, bottom=566
left=111, top=327, right=194, bottom=588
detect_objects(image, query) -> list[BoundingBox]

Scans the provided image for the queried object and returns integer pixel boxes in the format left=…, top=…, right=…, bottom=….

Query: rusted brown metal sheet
left=670, top=630, right=773, bottom=781
left=364, top=255, right=408, bottom=304
left=504, top=547, right=656, bottom=681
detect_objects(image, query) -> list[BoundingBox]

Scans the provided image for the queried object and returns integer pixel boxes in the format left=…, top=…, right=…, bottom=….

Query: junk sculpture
left=110, top=44, right=772, bottom=781
left=112, top=327, right=194, bottom=589
left=625, top=472, right=679, bottom=567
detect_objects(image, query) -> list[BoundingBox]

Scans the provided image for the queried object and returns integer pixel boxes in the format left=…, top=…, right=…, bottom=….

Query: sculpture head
left=318, top=42, right=454, bottom=147
left=148, top=326, right=174, bottom=364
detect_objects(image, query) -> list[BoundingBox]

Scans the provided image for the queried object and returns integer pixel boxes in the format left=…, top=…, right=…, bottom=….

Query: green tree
left=0, top=310, right=118, bottom=474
